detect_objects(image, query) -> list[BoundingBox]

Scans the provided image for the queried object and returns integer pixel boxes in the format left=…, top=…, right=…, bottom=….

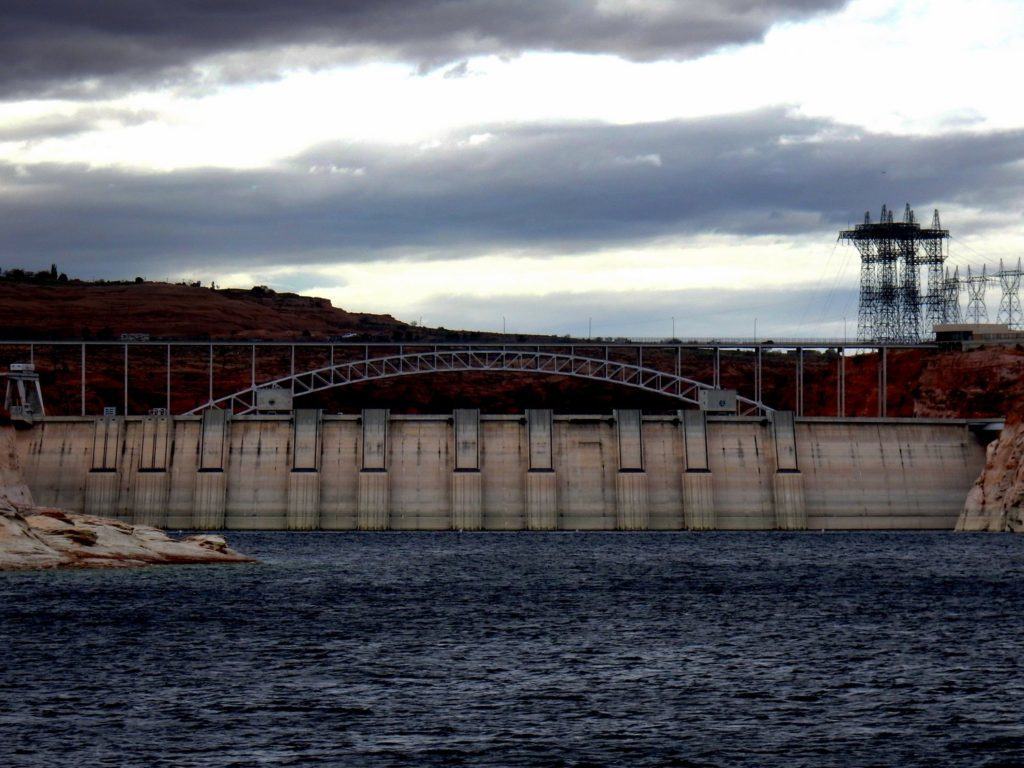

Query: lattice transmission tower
left=963, top=265, right=989, bottom=324
left=841, top=203, right=950, bottom=342
left=996, top=258, right=1023, bottom=329
left=943, top=267, right=963, bottom=324
left=922, top=209, right=950, bottom=328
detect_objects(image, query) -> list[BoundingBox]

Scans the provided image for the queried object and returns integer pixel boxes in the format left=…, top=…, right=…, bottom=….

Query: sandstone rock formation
left=1, top=428, right=253, bottom=570
left=957, top=418, right=1024, bottom=533
left=0, top=505, right=255, bottom=570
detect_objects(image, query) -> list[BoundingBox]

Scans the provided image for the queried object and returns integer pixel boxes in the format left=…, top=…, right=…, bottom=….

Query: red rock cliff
left=957, top=416, right=1024, bottom=532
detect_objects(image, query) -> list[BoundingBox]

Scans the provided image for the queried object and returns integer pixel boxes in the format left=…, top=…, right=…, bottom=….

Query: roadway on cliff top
left=1, top=338, right=930, bottom=418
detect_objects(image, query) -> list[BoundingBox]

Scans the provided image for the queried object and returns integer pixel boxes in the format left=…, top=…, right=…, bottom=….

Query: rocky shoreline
left=0, top=504, right=254, bottom=570
left=1, top=428, right=253, bottom=570
left=957, top=418, right=1024, bottom=533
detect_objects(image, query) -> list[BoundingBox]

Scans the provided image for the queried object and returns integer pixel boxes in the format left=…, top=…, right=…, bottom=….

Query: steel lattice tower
left=943, top=267, right=963, bottom=324
left=922, top=209, right=950, bottom=327
left=841, top=203, right=950, bottom=342
left=996, top=258, right=1023, bottom=329
left=964, top=265, right=989, bottom=324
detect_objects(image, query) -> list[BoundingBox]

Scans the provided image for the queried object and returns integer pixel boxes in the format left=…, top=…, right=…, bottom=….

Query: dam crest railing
left=1, top=338, right=924, bottom=417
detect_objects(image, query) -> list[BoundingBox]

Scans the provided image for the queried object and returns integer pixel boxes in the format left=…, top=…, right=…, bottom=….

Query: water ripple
left=3, top=532, right=1024, bottom=767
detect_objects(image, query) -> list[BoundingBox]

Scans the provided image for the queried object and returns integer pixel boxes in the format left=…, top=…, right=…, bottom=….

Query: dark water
left=3, top=532, right=1024, bottom=767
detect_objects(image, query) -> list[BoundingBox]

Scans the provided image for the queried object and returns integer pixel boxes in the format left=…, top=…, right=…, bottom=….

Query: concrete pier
left=193, top=409, right=229, bottom=530
left=165, top=420, right=199, bottom=529
left=526, top=472, right=557, bottom=530
left=138, top=415, right=171, bottom=471
left=84, top=471, right=119, bottom=518
left=614, top=409, right=649, bottom=530
left=357, top=409, right=389, bottom=530
left=526, top=409, right=557, bottom=530
left=132, top=415, right=171, bottom=526
left=287, top=472, right=320, bottom=530
left=132, top=472, right=169, bottom=527
left=615, top=472, right=650, bottom=530
left=771, top=411, right=807, bottom=530
left=193, top=471, right=227, bottom=530
left=287, top=410, right=321, bottom=530
left=451, top=409, right=482, bottom=530
left=683, top=473, right=715, bottom=530
left=773, top=472, right=807, bottom=530
left=14, top=412, right=987, bottom=531
left=89, top=416, right=121, bottom=471
left=85, top=417, right=121, bottom=517
left=451, top=472, right=482, bottom=530
left=681, top=410, right=716, bottom=530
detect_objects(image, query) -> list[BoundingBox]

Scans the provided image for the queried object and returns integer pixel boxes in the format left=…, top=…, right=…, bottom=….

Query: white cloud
left=611, top=153, right=662, bottom=167
left=0, top=0, right=1021, bottom=337
left=201, top=232, right=849, bottom=314
left=307, top=164, right=365, bottom=176
left=0, top=1, right=1020, bottom=173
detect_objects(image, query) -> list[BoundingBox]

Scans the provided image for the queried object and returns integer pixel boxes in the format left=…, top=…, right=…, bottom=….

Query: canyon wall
left=957, top=418, right=1024, bottom=532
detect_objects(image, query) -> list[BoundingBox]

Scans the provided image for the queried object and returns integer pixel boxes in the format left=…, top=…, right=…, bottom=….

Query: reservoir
left=3, top=531, right=1024, bottom=767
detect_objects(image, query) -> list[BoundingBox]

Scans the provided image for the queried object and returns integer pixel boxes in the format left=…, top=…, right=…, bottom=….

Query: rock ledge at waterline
left=0, top=503, right=253, bottom=570
left=1, top=426, right=252, bottom=570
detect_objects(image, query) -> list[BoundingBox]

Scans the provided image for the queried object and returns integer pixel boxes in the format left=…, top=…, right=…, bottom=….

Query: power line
left=795, top=236, right=840, bottom=331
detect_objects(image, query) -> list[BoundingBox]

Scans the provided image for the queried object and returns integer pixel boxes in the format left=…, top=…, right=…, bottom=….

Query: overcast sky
left=1, top=0, right=1022, bottom=337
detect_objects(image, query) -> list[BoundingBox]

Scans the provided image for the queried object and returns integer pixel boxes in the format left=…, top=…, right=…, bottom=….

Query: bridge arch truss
left=185, top=348, right=772, bottom=416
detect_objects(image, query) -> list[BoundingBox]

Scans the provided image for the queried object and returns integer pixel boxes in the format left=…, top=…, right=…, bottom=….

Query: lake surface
left=3, top=532, right=1024, bottom=767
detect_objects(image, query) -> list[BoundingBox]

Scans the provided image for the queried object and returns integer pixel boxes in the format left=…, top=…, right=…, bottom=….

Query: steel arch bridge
left=185, top=348, right=772, bottom=416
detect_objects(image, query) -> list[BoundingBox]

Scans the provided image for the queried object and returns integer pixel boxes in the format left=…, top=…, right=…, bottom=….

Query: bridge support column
left=287, top=409, right=322, bottom=530
left=85, top=416, right=121, bottom=517
left=526, top=409, right=557, bottom=530
left=193, top=409, right=229, bottom=530
left=132, top=415, right=171, bottom=526
left=771, top=411, right=807, bottom=530
left=451, top=409, right=482, bottom=530
left=357, top=409, right=389, bottom=530
left=681, top=410, right=716, bottom=530
left=614, top=409, right=649, bottom=530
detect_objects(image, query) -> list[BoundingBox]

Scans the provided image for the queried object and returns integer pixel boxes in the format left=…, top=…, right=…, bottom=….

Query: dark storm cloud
left=1, top=0, right=848, bottom=97
left=1, top=110, right=1023, bottom=275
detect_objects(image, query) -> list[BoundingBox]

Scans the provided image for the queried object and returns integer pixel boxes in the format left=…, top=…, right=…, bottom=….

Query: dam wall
left=13, top=412, right=986, bottom=531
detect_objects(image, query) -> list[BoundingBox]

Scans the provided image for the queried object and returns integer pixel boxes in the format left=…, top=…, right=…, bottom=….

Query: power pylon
left=923, top=209, right=950, bottom=327
left=964, top=265, right=989, bottom=324
left=840, top=203, right=949, bottom=342
left=996, top=258, right=1023, bottom=329
left=943, top=267, right=963, bottom=324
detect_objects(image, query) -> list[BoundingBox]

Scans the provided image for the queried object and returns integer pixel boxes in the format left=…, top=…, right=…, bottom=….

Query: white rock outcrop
left=1, top=426, right=253, bottom=570
left=957, top=420, right=1024, bottom=532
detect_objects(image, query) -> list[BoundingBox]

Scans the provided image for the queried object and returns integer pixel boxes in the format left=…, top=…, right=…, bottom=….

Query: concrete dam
left=12, top=409, right=985, bottom=530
